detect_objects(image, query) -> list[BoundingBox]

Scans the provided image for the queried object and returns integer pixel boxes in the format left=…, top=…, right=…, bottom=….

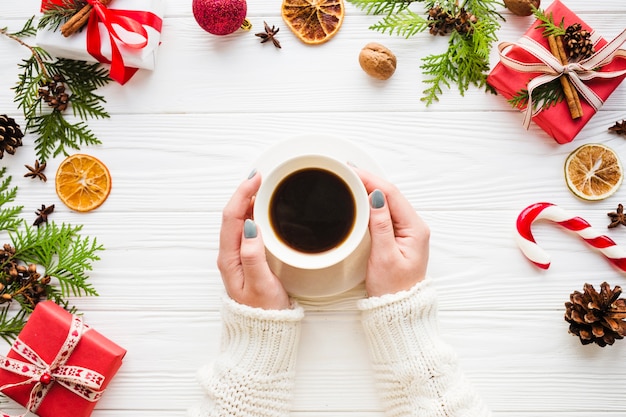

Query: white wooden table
left=2, top=0, right=626, bottom=416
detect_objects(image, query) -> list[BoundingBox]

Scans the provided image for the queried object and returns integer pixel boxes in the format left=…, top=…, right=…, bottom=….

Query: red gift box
left=0, top=301, right=126, bottom=417
left=37, top=0, right=164, bottom=85
left=41, top=0, right=64, bottom=10
left=487, top=0, right=626, bottom=144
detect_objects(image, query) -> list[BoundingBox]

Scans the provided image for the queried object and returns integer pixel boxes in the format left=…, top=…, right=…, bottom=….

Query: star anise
left=33, top=204, right=54, bottom=227
left=24, top=160, right=47, bottom=182
left=608, top=204, right=626, bottom=228
left=255, top=21, right=281, bottom=49
left=609, top=120, right=626, bottom=136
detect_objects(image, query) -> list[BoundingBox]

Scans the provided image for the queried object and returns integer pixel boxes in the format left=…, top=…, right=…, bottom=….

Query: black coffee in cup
left=269, top=168, right=356, bottom=253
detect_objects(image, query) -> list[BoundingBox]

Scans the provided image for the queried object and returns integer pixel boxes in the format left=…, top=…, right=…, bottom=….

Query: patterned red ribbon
left=86, top=0, right=163, bottom=84
left=0, top=314, right=105, bottom=417
left=497, top=28, right=626, bottom=128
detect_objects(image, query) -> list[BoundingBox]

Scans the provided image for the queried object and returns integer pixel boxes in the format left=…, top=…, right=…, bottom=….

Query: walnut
left=503, top=0, right=540, bottom=16
left=358, top=42, right=397, bottom=80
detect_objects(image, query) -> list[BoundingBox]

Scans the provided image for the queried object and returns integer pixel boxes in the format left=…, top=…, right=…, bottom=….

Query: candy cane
left=515, top=202, right=626, bottom=272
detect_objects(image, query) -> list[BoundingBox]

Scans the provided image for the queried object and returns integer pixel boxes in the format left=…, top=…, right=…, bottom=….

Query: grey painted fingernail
left=244, top=219, right=258, bottom=238
left=248, top=169, right=257, bottom=179
left=371, top=189, right=385, bottom=209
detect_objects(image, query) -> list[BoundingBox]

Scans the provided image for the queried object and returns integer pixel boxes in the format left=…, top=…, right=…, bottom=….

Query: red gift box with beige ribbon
left=37, top=0, right=164, bottom=85
left=487, top=0, right=626, bottom=144
left=0, top=301, right=126, bottom=417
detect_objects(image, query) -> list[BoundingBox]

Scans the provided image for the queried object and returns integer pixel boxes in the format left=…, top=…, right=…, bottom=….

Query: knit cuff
left=357, top=279, right=491, bottom=417
left=196, top=297, right=304, bottom=417
left=219, top=296, right=304, bottom=374
left=357, top=279, right=441, bottom=365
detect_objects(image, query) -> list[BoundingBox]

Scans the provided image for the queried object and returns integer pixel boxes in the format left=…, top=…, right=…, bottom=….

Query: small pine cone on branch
left=565, top=282, right=626, bottom=347
left=454, top=8, right=477, bottom=36
left=427, top=6, right=455, bottom=36
left=38, top=74, right=70, bottom=112
left=0, top=115, right=24, bottom=159
left=563, top=23, right=595, bottom=61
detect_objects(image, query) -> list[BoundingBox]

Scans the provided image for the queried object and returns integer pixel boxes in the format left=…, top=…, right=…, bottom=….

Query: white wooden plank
left=2, top=0, right=626, bottom=416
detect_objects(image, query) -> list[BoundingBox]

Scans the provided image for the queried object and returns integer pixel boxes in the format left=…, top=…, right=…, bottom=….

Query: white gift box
left=36, top=0, right=165, bottom=83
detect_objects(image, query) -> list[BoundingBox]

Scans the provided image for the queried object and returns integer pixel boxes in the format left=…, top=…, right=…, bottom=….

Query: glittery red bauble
left=192, top=0, right=247, bottom=36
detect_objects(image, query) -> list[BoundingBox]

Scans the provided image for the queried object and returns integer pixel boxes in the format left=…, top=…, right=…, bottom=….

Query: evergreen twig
left=0, top=168, right=23, bottom=234
left=1, top=16, right=111, bottom=162
left=508, top=79, right=565, bottom=111
left=0, top=164, right=101, bottom=343
left=38, top=0, right=86, bottom=32
left=507, top=7, right=568, bottom=111
left=348, top=0, right=504, bottom=105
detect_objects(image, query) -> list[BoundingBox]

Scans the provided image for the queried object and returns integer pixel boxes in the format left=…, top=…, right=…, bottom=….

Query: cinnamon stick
left=547, top=34, right=583, bottom=119
left=60, top=0, right=112, bottom=38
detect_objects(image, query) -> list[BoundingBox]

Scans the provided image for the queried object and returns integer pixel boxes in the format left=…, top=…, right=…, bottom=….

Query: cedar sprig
left=508, top=79, right=565, bottom=111
left=0, top=168, right=23, bottom=233
left=507, top=8, right=568, bottom=111
left=348, top=0, right=504, bottom=105
left=38, top=0, right=86, bottom=32
left=10, top=221, right=101, bottom=298
left=533, top=7, right=565, bottom=38
left=0, top=165, right=101, bottom=343
left=1, top=16, right=111, bottom=163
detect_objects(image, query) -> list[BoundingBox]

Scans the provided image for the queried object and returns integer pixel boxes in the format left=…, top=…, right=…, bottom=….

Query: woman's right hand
left=355, top=169, right=431, bottom=298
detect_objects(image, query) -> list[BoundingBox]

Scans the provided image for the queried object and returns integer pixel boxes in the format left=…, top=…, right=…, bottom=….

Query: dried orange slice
left=281, top=0, right=344, bottom=45
left=564, top=143, right=623, bottom=201
left=55, top=154, right=112, bottom=212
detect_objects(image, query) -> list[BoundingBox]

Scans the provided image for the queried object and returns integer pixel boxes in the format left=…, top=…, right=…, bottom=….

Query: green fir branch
left=0, top=166, right=101, bottom=342
left=38, top=0, right=86, bottom=32
left=533, top=7, right=565, bottom=38
left=508, top=79, right=565, bottom=111
left=348, top=0, right=505, bottom=104
left=0, top=168, right=23, bottom=233
left=506, top=7, right=569, bottom=112
left=1, top=16, right=111, bottom=163
left=370, top=9, right=430, bottom=37
left=10, top=221, right=102, bottom=298
left=0, top=308, right=29, bottom=344
left=348, top=0, right=415, bottom=17
left=29, top=111, right=102, bottom=161
left=5, top=16, right=38, bottom=38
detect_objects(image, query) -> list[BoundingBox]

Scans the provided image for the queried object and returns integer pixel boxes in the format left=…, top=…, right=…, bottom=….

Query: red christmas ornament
left=192, top=0, right=247, bottom=36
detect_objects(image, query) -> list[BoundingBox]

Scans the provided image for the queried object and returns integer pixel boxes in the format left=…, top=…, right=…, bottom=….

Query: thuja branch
left=348, top=0, right=504, bottom=105
left=0, top=168, right=102, bottom=343
left=1, top=16, right=111, bottom=163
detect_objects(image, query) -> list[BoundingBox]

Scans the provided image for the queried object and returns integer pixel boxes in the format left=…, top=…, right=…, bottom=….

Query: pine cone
left=0, top=115, right=24, bottom=159
left=38, top=74, right=70, bottom=112
left=427, top=6, right=455, bottom=36
left=563, top=23, right=595, bottom=61
left=565, top=282, right=626, bottom=347
left=454, top=8, right=477, bottom=36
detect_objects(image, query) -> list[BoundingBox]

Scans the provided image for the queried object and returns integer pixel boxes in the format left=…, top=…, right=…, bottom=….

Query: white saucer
left=253, top=134, right=385, bottom=179
left=252, top=134, right=384, bottom=299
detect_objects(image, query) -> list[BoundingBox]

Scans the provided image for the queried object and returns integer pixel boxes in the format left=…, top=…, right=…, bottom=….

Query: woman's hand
left=356, top=169, right=430, bottom=297
left=216, top=171, right=290, bottom=310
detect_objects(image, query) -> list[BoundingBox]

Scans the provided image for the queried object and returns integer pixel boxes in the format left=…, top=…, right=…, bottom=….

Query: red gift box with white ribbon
left=0, top=301, right=126, bottom=417
left=37, top=0, right=164, bottom=84
left=487, top=0, right=626, bottom=144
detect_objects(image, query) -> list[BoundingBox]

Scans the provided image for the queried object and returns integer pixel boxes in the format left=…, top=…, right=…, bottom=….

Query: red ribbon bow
left=86, top=0, right=163, bottom=84
left=0, top=314, right=105, bottom=417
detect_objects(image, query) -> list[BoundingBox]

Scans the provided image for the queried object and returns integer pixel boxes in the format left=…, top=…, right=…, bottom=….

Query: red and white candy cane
left=516, top=202, right=626, bottom=271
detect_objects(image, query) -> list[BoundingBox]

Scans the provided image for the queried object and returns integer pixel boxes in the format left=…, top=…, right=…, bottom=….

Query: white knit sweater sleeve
left=357, top=279, right=491, bottom=417
left=188, top=296, right=304, bottom=417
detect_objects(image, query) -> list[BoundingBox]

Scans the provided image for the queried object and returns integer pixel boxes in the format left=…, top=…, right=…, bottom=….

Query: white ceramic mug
left=253, top=154, right=371, bottom=298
